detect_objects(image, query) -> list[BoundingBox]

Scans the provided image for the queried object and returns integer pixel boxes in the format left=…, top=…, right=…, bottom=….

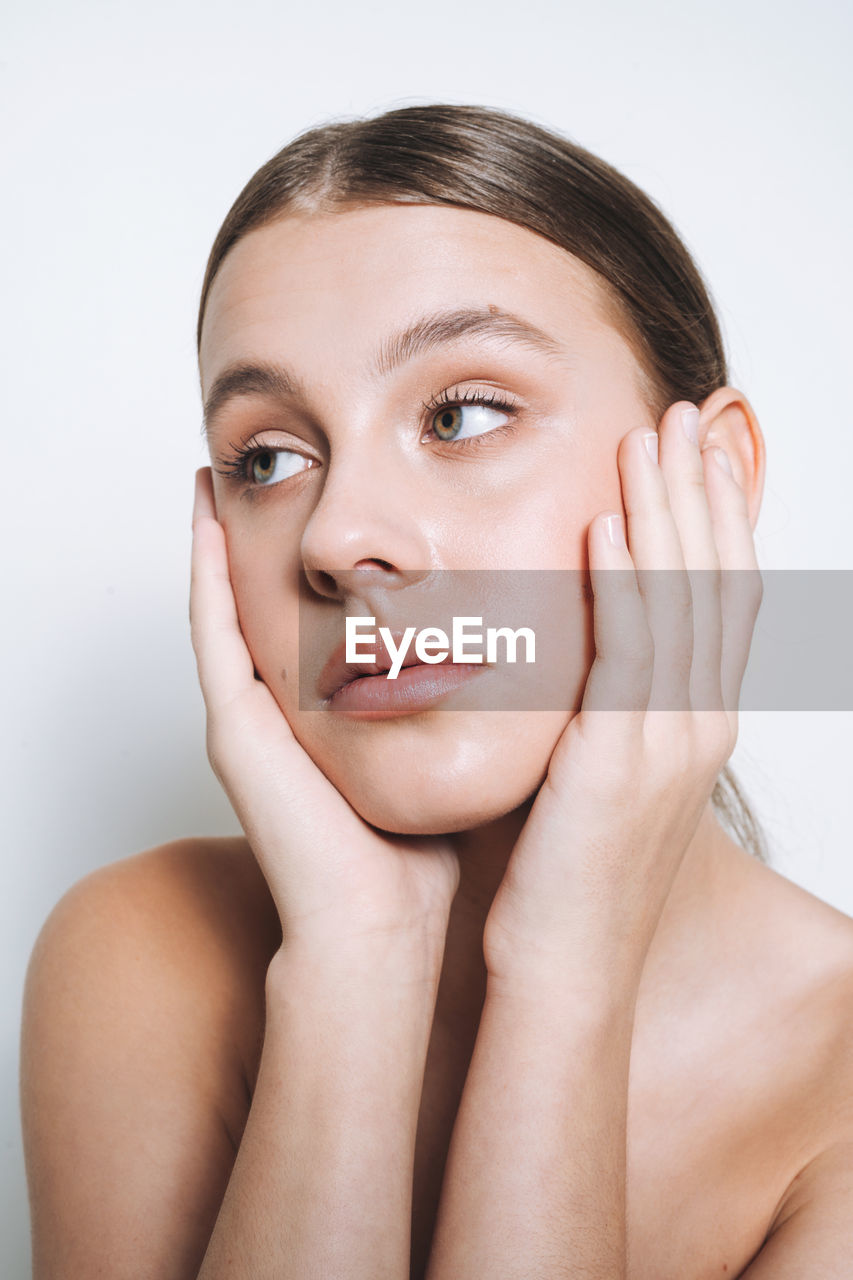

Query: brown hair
left=196, top=102, right=769, bottom=863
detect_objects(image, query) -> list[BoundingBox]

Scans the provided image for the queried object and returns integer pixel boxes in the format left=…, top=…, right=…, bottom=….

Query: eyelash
left=421, top=386, right=519, bottom=447
left=213, top=385, right=520, bottom=485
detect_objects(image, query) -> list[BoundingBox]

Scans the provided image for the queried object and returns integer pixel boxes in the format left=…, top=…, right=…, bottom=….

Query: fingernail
left=604, top=513, right=624, bottom=547
left=681, top=406, right=700, bottom=445
left=643, top=431, right=658, bottom=463
left=713, top=447, right=733, bottom=476
left=193, top=470, right=207, bottom=528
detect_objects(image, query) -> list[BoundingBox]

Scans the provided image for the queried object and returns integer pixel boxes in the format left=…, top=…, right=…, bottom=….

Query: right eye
left=249, top=448, right=312, bottom=486
left=215, top=441, right=316, bottom=487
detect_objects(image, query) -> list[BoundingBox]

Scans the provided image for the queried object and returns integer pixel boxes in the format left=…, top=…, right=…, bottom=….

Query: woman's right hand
left=190, top=467, right=460, bottom=960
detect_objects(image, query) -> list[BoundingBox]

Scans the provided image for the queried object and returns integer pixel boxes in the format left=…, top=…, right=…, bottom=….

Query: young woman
left=21, top=104, right=853, bottom=1279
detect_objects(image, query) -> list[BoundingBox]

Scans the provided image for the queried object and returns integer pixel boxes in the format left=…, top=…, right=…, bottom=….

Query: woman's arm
left=197, top=933, right=445, bottom=1280
left=425, top=967, right=638, bottom=1279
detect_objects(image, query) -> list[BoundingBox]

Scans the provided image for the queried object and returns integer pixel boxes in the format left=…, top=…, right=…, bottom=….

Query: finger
left=190, top=467, right=258, bottom=713
left=700, top=446, right=763, bottom=725
left=619, top=423, right=694, bottom=713
left=656, top=403, right=724, bottom=715
left=657, top=403, right=721, bottom=571
left=192, top=465, right=217, bottom=524
left=578, top=510, right=651, bottom=748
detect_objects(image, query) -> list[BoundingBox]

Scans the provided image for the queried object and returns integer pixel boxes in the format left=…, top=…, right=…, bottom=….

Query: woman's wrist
left=482, top=941, right=646, bottom=1019
left=267, top=923, right=448, bottom=999
left=483, top=886, right=659, bottom=1007
left=264, top=933, right=446, bottom=1074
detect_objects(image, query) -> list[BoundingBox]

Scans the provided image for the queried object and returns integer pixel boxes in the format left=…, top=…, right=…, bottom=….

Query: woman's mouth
left=317, top=629, right=489, bottom=719
left=324, top=660, right=487, bottom=719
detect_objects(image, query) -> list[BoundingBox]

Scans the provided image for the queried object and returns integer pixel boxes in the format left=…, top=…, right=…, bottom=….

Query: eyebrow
left=201, top=305, right=567, bottom=435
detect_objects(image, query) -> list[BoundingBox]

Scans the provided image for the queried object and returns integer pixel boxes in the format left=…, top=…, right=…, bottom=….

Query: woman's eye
left=430, top=401, right=512, bottom=443
left=250, top=449, right=312, bottom=486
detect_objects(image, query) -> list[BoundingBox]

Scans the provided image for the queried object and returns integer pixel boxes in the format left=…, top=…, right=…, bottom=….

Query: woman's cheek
left=222, top=521, right=298, bottom=668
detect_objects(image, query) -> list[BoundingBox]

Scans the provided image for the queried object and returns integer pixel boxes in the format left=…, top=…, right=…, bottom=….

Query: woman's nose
left=299, top=448, right=433, bottom=600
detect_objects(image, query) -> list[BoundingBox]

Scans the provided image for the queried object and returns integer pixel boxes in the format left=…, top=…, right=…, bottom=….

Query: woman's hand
left=482, top=400, right=763, bottom=991
left=190, top=467, right=459, bottom=958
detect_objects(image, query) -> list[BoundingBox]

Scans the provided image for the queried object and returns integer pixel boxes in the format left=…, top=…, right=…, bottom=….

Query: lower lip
left=325, top=662, right=487, bottom=719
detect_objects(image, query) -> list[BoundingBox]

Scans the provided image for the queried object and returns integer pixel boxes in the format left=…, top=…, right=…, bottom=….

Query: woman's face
left=199, top=203, right=656, bottom=834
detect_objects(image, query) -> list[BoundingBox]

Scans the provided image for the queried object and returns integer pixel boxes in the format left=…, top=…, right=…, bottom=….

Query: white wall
left=3, top=0, right=851, bottom=1272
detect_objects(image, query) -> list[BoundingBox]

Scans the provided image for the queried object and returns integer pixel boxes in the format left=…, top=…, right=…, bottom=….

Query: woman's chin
left=346, top=784, right=534, bottom=837
left=322, top=748, right=551, bottom=836
left=290, top=707, right=569, bottom=836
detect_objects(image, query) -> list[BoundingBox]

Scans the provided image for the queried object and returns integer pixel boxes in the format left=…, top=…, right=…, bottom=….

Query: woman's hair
left=196, top=102, right=769, bottom=864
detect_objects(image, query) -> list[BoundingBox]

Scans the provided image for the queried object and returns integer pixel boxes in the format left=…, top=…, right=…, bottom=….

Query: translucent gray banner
left=296, top=570, right=853, bottom=713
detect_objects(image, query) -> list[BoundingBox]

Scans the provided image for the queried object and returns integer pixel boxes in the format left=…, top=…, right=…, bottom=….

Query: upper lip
left=318, top=630, right=452, bottom=701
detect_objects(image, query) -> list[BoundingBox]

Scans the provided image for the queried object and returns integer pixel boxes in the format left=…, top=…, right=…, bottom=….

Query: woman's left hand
left=482, top=399, right=763, bottom=994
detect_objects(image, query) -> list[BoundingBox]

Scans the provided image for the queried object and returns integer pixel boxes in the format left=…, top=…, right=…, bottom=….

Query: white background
left=3, top=0, right=851, bottom=1272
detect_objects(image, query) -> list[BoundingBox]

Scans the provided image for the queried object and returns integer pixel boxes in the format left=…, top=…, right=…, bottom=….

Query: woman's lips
left=324, top=661, right=486, bottom=719
left=317, top=630, right=425, bottom=700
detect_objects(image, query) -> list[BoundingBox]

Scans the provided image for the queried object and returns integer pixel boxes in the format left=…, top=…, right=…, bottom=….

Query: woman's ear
left=697, top=387, right=766, bottom=529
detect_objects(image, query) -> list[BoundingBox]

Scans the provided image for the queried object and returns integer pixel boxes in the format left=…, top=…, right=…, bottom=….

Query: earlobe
left=698, top=386, right=766, bottom=527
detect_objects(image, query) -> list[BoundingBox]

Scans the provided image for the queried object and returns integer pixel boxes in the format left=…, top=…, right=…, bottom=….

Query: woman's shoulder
left=29, top=836, right=282, bottom=1091
left=626, top=843, right=853, bottom=1272
left=39, top=835, right=281, bottom=971
left=723, top=851, right=853, bottom=1237
left=111, top=834, right=282, bottom=957
left=21, top=839, right=281, bottom=1274
left=733, top=844, right=853, bottom=993
left=641, top=838, right=853, bottom=1158
left=695, top=841, right=853, bottom=1070
left=699, top=844, right=853, bottom=1167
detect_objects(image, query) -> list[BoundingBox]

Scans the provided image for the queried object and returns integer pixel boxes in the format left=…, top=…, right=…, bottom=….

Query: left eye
left=430, top=401, right=512, bottom=443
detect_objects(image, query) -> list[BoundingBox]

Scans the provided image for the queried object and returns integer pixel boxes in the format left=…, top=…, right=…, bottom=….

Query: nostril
left=316, top=570, right=338, bottom=594
left=354, top=559, right=394, bottom=571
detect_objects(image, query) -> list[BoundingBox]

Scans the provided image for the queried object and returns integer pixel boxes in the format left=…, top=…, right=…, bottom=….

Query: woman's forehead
left=199, top=204, right=619, bottom=382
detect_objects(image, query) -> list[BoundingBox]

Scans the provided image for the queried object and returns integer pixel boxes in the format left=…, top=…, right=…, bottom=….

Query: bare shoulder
left=734, top=844, right=853, bottom=1003
left=727, top=848, right=853, bottom=1218
left=630, top=841, right=853, bottom=1276
left=21, top=836, right=281, bottom=1279
left=718, top=844, right=853, bottom=1080
left=27, top=837, right=282, bottom=1085
left=729, top=855, right=853, bottom=1275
